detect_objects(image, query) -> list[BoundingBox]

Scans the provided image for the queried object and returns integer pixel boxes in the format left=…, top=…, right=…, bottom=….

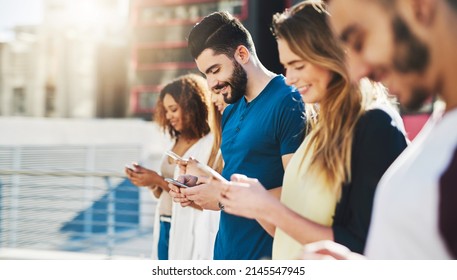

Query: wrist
left=259, top=196, right=280, bottom=223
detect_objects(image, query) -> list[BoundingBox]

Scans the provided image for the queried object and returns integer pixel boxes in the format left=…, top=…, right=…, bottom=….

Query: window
left=12, top=87, right=26, bottom=115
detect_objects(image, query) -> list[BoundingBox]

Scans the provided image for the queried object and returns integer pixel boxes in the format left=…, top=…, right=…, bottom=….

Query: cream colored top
left=272, top=137, right=339, bottom=260
left=158, top=155, right=175, bottom=217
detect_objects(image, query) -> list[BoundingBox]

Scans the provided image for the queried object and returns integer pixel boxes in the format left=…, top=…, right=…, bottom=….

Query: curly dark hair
left=154, top=74, right=211, bottom=140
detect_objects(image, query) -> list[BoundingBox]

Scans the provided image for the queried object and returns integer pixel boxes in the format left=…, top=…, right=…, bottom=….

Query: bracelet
left=218, top=201, right=225, bottom=211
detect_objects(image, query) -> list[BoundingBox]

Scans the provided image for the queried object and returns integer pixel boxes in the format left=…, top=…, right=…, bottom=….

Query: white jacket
left=168, top=133, right=220, bottom=260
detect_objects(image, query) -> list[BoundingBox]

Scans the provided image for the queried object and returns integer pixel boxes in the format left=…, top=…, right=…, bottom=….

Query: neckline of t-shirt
left=242, top=75, right=283, bottom=107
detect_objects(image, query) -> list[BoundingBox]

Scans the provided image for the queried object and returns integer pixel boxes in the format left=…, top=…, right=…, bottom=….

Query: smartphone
left=195, top=162, right=228, bottom=183
left=165, top=150, right=183, bottom=161
left=164, top=177, right=190, bottom=188
left=125, top=164, right=137, bottom=172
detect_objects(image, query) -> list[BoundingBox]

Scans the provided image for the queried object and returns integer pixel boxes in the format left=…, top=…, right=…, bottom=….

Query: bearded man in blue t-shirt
left=169, top=11, right=305, bottom=260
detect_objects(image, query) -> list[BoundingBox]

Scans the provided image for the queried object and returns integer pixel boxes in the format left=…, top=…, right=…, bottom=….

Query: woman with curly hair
left=125, top=73, right=219, bottom=259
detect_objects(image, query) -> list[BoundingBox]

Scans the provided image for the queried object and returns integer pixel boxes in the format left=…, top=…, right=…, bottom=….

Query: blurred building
left=0, top=26, right=41, bottom=117
left=0, top=0, right=130, bottom=118
left=129, top=0, right=292, bottom=119
left=0, top=0, right=295, bottom=119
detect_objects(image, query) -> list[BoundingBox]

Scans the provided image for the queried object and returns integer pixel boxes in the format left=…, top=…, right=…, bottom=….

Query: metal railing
left=0, top=145, right=158, bottom=260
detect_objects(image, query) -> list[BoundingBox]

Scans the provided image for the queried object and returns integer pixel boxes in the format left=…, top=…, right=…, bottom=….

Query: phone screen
left=164, top=178, right=189, bottom=188
left=125, top=164, right=136, bottom=172
left=195, top=162, right=228, bottom=183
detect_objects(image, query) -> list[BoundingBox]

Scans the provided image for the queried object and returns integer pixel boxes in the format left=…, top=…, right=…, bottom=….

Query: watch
left=218, top=201, right=225, bottom=211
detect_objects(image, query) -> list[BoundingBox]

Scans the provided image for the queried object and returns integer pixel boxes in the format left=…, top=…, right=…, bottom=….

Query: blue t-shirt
left=214, top=75, right=306, bottom=260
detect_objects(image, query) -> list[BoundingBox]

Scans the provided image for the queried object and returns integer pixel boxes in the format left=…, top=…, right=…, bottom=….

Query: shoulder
left=270, top=75, right=301, bottom=99
left=203, top=132, right=214, bottom=141
left=353, top=109, right=406, bottom=147
left=184, top=133, right=214, bottom=163
left=355, top=109, right=396, bottom=132
left=268, top=76, right=304, bottom=111
left=187, top=133, right=214, bottom=152
left=358, top=108, right=392, bottom=124
left=198, top=132, right=214, bottom=145
left=353, top=109, right=407, bottom=155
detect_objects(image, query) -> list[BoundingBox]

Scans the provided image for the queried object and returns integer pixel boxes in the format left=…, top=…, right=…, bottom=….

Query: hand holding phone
left=165, top=177, right=190, bottom=188
left=125, top=163, right=137, bottom=172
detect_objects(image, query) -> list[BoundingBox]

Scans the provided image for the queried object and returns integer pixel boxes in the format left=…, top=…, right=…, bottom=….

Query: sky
left=0, top=0, right=43, bottom=40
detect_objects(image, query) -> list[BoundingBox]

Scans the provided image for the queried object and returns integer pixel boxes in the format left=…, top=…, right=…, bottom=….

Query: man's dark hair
left=188, top=11, right=255, bottom=59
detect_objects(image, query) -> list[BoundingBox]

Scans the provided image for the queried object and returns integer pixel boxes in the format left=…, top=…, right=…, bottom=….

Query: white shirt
left=168, top=133, right=220, bottom=260
left=365, top=108, right=457, bottom=259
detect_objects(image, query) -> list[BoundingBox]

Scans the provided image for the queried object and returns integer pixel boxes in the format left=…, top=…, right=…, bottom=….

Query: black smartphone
left=164, top=178, right=190, bottom=188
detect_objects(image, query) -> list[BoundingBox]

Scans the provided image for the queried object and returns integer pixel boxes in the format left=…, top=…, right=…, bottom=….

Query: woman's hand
left=168, top=174, right=199, bottom=207
left=299, top=240, right=366, bottom=260
left=125, top=163, right=162, bottom=187
left=180, top=176, right=221, bottom=210
left=218, top=174, right=276, bottom=220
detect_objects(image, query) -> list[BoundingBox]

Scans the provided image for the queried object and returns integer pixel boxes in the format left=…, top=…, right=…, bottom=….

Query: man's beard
left=216, top=60, right=248, bottom=104
left=392, top=15, right=432, bottom=111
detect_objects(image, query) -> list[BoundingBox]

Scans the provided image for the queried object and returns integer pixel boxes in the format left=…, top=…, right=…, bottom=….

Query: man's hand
left=181, top=176, right=222, bottom=210
left=168, top=174, right=199, bottom=207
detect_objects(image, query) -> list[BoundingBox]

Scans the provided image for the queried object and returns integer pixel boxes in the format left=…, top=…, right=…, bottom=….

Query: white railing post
left=83, top=146, right=95, bottom=237
left=105, top=176, right=115, bottom=259
left=10, top=146, right=21, bottom=248
left=0, top=177, right=3, bottom=248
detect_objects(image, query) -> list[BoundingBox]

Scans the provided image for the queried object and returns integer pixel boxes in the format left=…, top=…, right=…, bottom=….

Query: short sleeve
left=276, top=92, right=306, bottom=156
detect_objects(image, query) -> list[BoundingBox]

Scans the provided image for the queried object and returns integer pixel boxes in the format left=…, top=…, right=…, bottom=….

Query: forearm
left=204, top=200, right=220, bottom=211
left=264, top=199, right=334, bottom=245
left=257, top=218, right=275, bottom=237
left=148, top=185, right=162, bottom=199
left=256, top=187, right=282, bottom=237
left=188, top=202, right=203, bottom=211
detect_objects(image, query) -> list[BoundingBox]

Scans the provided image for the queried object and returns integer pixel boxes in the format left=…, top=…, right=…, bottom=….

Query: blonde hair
left=272, top=0, right=364, bottom=194
left=360, top=78, right=398, bottom=110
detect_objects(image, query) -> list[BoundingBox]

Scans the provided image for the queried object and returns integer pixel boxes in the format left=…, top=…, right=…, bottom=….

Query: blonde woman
left=216, top=1, right=408, bottom=259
